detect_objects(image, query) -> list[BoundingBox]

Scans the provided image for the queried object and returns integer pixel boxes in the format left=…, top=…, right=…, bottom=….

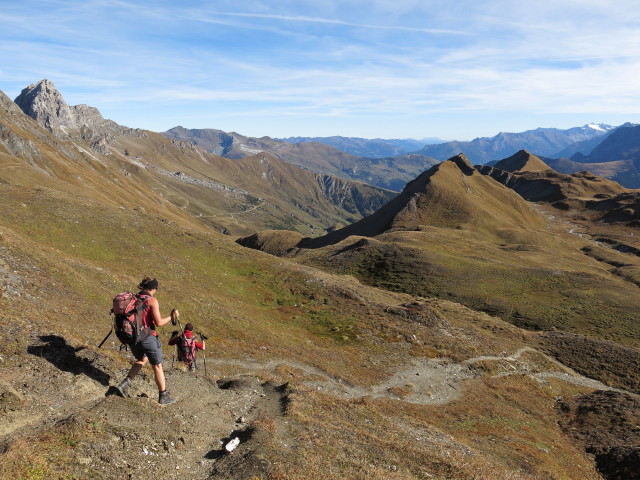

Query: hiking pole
left=98, top=327, right=113, bottom=349
left=170, top=328, right=181, bottom=369
left=197, top=331, right=208, bottom=375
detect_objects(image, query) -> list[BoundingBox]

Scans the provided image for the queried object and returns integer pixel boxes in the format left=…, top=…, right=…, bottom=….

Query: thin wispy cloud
left=195, top=11, right=472, bottom=36
left=0, top=0, right=638, bottom=139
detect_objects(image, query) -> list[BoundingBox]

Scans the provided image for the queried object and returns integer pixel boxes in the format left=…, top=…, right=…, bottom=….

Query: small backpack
left=112, top=292, right=152, bottom=345
left=177, top=334, right=197, bottom=367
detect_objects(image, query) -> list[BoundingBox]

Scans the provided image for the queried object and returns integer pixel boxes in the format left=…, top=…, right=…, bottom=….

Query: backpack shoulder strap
left=132, top=293, right=153, bottom=342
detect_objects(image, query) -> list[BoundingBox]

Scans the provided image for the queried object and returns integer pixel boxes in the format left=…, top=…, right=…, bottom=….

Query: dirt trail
left=2, top=337, right=633, bottom=480
left=209, top=345, right=628, bottom=406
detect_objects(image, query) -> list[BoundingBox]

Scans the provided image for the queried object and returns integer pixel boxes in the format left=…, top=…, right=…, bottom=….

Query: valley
left=0, top=79, right=639, bottom=479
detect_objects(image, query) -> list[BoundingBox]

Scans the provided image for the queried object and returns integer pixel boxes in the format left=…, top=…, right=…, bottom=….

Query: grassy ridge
left=302, top=224, right=640, bottom=348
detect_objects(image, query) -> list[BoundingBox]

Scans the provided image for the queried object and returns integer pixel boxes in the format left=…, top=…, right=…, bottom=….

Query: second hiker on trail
left=113, top=276, right=179, bottom=405
left=169, top=322, right=205, bottom=371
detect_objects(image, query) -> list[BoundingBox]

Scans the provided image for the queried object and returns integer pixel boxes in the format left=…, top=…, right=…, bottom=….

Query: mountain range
left=163, top=126, right=440, bottom=192
left=276, top=135, right=443, bottom=157
left=1, top=78, right=639, bottom=480
left=414, top=124, right=616, bottom=163
left=164, top=122, right=640, bottom=190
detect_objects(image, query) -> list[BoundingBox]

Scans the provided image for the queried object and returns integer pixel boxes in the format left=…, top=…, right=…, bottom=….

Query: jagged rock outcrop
left=313, top=174, right=390, bottom=217
left=14, top=79, right=78, bottom=131
left=13, top=79, right=144, bottom=155
left=14, top=79, right=115, bottom=134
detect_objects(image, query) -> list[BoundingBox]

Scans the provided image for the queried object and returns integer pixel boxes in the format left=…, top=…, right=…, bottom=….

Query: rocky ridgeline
left=14, top=79, right=106, bottom=133
left=13, top=79, right=146, bottom=154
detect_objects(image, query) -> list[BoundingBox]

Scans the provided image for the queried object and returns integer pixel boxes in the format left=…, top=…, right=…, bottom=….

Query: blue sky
left=1, top=0, right=639, bottom=140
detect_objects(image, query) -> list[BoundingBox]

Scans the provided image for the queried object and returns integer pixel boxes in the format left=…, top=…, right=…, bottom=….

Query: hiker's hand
left=171, top=330, right=179, bottom=337
left=171, top=309, right=179, bottom=325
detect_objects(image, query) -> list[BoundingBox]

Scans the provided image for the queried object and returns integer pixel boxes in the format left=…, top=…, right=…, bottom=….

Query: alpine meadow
left=1, top=77, right=639, bottom=480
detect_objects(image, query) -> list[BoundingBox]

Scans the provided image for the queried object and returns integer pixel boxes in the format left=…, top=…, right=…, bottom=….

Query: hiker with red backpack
left=110, top=277, right=178, bottom=405
left=169, top=322, right=205, bottom=370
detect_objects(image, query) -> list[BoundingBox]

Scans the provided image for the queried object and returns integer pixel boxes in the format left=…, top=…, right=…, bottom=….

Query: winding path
left=209, top=346, right=627, bottom=405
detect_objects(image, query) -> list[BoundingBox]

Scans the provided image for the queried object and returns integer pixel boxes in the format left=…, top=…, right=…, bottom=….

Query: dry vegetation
left=1, top=89, right=639, bottom=479
left=1, top=179, right=624, bottom=479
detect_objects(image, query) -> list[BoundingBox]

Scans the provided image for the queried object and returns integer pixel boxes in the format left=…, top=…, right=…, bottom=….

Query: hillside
left=290, top=154, right=547, bottom=248
left=163, top=126, right=439, bottom=191
left=4, top=80, right=395, bottom=237
left=238, top=153, right=640, bottom=389
left=1, top=156, right=636, bottom=480
left=478, top=150, right=639, bottom=224
left=1, top=81, right=639, bottom=480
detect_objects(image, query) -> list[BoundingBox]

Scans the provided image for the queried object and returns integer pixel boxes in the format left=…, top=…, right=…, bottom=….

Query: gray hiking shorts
left=131, top=334, right=163, bottom=366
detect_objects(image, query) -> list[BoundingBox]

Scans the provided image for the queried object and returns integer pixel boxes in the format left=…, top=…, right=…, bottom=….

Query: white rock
left=225, top=437, right=240, bottom=452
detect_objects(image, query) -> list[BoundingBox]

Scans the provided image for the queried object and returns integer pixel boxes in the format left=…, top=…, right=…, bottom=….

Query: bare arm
left=147, top=297, right=174, bottom=327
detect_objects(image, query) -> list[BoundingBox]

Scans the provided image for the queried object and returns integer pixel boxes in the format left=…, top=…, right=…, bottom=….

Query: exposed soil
left=2, top=328, right=639, bottom=479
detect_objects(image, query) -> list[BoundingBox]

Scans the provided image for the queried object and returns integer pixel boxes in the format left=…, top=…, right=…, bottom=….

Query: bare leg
left=151, top=363, right=166, bottom=392
left=127, top=357, right=147, bottom=380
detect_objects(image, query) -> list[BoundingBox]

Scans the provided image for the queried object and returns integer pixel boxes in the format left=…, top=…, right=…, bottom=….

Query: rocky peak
left=14, top=79, right=112, bottom=135
left=14, top=79, right=77, bottom=131
left=12, top=79, right=133, bottom=155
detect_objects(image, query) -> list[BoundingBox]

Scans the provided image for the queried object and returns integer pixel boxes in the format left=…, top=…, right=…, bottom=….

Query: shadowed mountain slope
left=571, top=124, right=640, bottom=164
left=543, top=125, right=640, bottom=189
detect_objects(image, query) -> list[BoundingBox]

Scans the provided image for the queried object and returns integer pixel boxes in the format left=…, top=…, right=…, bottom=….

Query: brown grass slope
left=493, top=149, right=553, bottom=173
left=477, top=150, right=640, bottom=227
left=3, top=86, right=395, bottom=237
left=0, top=175, right=620, bottom=480
left=238, top=153, right=640, bottom=355
left=292, top=153, right=546, bottom=249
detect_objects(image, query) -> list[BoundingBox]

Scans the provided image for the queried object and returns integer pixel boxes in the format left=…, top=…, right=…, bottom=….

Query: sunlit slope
left=0, top=175, right=616, bottom=480
left=1, top=89, right=394, bottom=237
left=238, top=154, right=640, bottom=347
left=292, top=154, right=545, bottom=248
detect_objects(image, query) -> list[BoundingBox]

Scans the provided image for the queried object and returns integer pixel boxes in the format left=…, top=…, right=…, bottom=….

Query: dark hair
left=184, top=323, right=194, bottom=331
left=138, top=276, right=159, bottom=290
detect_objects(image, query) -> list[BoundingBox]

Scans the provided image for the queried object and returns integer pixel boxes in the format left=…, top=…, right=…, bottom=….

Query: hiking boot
left=114, top=377, right=131, bottom=397
left=158, top=390, right=176, bottom=405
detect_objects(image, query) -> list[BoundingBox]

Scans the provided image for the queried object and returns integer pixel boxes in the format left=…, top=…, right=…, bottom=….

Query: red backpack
left=112, top=292, right=152, bottom=345
left=177, top=334, right=197, bottom=367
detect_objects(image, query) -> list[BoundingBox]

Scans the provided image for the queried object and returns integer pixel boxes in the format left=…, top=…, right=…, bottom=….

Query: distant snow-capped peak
left=586, top=123, right=613, bottom=132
